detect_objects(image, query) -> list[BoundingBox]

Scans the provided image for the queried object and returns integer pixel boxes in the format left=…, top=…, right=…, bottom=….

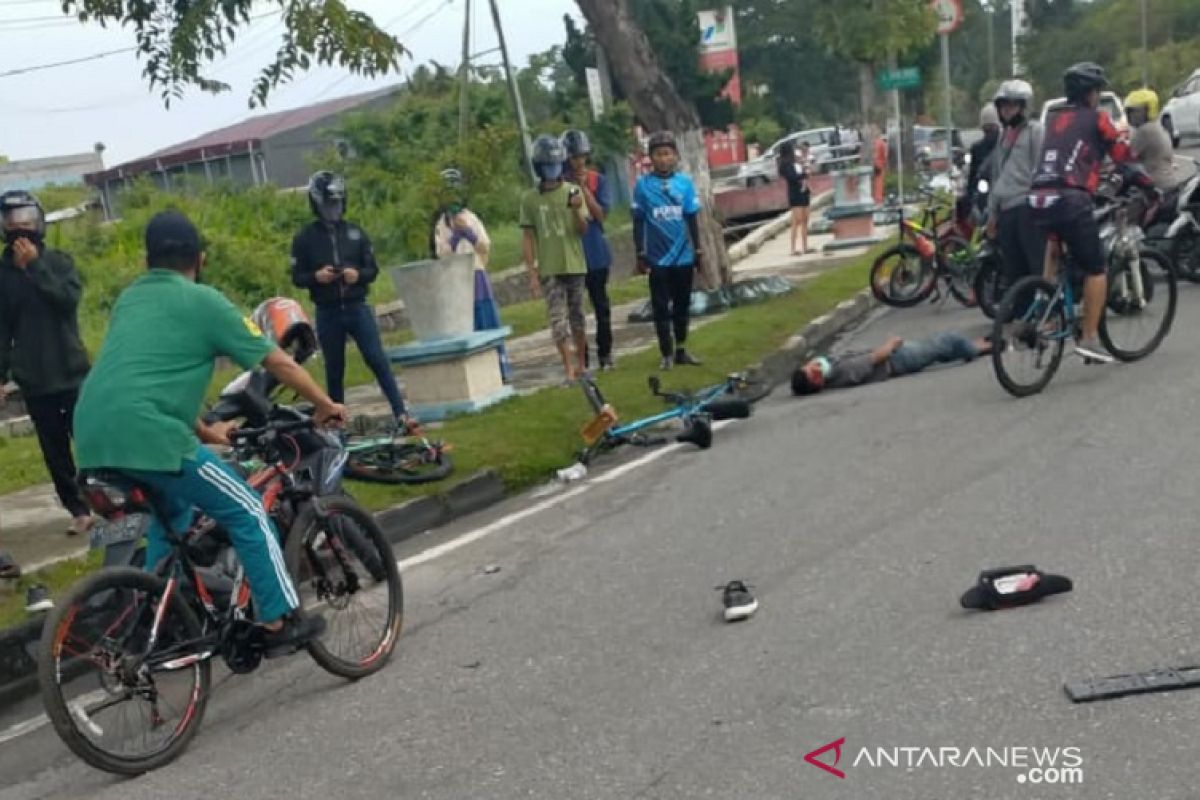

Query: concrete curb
left=727, top=190, right=834, bottom=262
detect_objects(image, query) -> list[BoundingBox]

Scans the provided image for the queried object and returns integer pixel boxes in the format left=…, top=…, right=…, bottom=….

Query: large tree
left=61, top=0, right=407, bottom=106
left=575, top=0, right=732, bottom=287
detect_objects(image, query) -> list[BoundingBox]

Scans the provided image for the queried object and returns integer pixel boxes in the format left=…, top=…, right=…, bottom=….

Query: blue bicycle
left=991, top=191, right=1176, bottom=397
left=577, top=373, right=766, bottom=464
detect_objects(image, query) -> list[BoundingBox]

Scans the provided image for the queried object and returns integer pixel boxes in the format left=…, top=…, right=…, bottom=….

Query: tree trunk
left=575, top=0, right=731, bottom=288
left=858, top=61, right=877, bottom=131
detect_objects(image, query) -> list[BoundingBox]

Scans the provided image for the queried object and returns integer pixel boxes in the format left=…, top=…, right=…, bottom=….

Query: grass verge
left=0, top=248, right=872, bottom=630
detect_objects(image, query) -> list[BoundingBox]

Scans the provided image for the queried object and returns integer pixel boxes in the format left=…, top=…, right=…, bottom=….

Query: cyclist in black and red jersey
left=1029, top=62, right=1159, bottom=364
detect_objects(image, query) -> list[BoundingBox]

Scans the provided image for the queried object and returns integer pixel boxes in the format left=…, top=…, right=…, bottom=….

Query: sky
left=1, top=0, right=583, bottom=166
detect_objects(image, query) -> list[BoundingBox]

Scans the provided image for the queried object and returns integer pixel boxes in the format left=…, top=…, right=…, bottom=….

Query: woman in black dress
left=778, top=140, right=812, bottom=255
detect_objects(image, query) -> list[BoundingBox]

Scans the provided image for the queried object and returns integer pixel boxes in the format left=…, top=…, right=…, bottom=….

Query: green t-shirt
left=74, top=270, right=274, bottom=473
left=519, top=182, right=589, bottom=277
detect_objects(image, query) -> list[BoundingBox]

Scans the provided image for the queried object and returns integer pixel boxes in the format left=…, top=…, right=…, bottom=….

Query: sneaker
left=394, top=414, right=423, bottom=437
left=0, top=551, right=20, bottom=580
left=261, top=612, right=327, bottom=657
left=720, top=580, right=758, bottom=622
left=599, top=356, right=615, bottom=371
left=25, top=584, right=53, bottom=614
left=1074, top=336, right=1114, bottom=364
left=67, top=515, right=95, bottom=537
left=659, top=355, right=674, bottom=371
left=675, top=349, right=703, bottom=367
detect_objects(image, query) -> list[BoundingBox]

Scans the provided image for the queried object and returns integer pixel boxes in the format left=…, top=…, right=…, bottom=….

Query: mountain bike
left=38, top=406, right=403, bottom=776
left=869, top=189, right=978, bottom=308
left=991, top=193, right=1176, bottom=397
left=577, top=372, right=765, bottom=464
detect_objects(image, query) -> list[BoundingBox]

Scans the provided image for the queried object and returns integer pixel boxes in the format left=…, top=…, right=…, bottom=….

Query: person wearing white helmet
left=966, top=104, right=1001, bottom=214
left=987, top=79, right=1046, bottom=283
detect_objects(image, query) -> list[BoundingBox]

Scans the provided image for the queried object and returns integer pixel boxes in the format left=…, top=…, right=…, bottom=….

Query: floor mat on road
left=1064, top=667, right=1200, bottom=703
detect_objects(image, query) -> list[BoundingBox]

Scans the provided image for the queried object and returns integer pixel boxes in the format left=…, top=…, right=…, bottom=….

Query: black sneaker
left=261, top=612, right=327, bottom=658
left=675, top=349, right=703, bottom=366
left=659, top=355, right=674, bottom=371
left=599, top=356, right=615, bottom=371
left=0, top=551, right=20, bottom=580
left=720, top=580, right=758, bottom=622
left=25, top=584, right=53, bottom=614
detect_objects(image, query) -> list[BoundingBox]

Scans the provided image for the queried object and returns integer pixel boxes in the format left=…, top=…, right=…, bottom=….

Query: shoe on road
left=25, top=584, right=53, bottom=614
left=721, top=580, right=758, bottom=622
left=1073, top=336, right=1113, bottom=364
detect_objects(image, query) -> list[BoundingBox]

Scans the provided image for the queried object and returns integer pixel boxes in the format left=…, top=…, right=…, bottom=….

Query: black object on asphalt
left=1065, top=667, right=1200, bottom=703
left=720, top=580, right=758, bottom=622
left=959, top=565, right=1072, bottom=611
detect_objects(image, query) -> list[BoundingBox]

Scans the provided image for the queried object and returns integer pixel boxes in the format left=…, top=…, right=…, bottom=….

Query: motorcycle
left=1143, top=158, right=1200, bottom=282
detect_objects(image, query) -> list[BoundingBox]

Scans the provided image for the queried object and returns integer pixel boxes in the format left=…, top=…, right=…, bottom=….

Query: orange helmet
left=251, top=297, right=317, bottom=364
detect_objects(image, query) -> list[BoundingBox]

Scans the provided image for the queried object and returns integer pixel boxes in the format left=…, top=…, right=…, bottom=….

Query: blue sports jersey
left=632, top=171, right=702, bottom=267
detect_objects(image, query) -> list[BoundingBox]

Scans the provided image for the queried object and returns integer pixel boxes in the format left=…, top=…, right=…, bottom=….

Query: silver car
left=736, top=127, right=860, bottom=186
left=1163, top=69, right=1200, bottom=148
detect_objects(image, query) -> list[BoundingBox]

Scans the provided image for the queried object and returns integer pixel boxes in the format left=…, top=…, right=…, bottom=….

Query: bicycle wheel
left=870, top=245, right=932, bottom=307
left=38, top=568, right=210, bottom=776
left=992, top=277, right=1067, bottom=398
left=345, top=440, right=454, bottom=484
left=1099, top=246, right=1176, bottom=361
left=1170, top=233, right=1200, bottom=283
left=700, top=398, right=751, bottom=420
left=939, top=236, right=979, bottom=307
left=285, top=496, right=403, bottom=680
left=973, top=252, right=1009, bottom=320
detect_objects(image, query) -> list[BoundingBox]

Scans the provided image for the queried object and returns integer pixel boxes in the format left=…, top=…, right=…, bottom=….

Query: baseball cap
left=145, top=210, right=203, bottom=265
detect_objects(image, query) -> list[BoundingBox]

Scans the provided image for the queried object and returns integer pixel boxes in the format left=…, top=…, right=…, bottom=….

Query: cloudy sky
left=1, top=0, right=582, bottom=166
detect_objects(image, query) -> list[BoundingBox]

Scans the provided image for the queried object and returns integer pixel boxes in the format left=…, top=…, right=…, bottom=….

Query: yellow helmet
left=1124, top=88, right=1160, bottom=120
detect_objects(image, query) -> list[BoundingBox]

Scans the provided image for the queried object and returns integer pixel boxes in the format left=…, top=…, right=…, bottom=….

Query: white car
left=1040, top=91, right=1129, bottom=135
left=737, top=127, right=858, bottom=186
left=1163, top=69, right=1200, bottom=148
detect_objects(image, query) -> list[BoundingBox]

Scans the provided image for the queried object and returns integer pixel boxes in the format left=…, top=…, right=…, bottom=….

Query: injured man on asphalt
left=790, top=331, right=993, bottom=395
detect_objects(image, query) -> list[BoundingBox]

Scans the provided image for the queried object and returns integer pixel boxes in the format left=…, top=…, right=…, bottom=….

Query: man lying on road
left=791, top=331, right=993, bottom=396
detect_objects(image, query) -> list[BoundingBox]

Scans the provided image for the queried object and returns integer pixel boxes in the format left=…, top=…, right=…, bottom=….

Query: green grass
left=0, top=249, right=872, bottom=628
left=0, top=550, right=102, bottom=630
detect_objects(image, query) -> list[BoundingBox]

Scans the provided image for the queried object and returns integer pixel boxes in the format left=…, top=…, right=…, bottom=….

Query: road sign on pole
left=932, top=0, right=964, bottom=34
left=876, top=67, right=922, bottom=91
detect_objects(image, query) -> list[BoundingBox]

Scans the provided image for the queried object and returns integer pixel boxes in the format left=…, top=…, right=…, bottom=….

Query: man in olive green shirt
left=74, top=211, right=344, bottom=650
left=521, top=134, right=590, bottom=382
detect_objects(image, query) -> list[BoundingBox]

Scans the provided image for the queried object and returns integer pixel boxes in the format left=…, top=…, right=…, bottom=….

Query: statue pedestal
left=823, top=165, right=884, bottom=252
left=388, top=327, right=514, bottom=422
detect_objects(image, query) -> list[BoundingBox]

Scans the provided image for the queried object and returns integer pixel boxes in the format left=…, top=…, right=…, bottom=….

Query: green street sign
left=877, top=67, right=922, bottom=91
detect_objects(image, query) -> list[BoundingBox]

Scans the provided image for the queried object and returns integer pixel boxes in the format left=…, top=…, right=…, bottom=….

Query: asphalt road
left=6, top=200, right=1200, bottom=799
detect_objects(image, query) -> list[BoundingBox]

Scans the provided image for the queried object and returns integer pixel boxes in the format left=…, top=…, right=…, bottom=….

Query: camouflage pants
left=544, top=275, right=587, bottom=343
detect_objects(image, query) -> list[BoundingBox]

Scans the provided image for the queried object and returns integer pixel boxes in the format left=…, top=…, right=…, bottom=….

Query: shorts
left=1029, top=190, right=1104, bottom=275
left=544, top=274, right=586, bottom=343
left=788, top=187, right=811, bottom=208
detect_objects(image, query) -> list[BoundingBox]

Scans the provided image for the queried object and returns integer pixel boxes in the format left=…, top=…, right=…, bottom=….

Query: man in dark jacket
left=0, top=190, right=92, bottom=542
left=290, top=171, right=413, bottom=430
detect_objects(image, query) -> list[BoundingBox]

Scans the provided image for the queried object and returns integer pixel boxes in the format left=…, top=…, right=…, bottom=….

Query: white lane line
left=0, top=712, right=49, bottom=746
left=0, top=420, right=740, bottom=746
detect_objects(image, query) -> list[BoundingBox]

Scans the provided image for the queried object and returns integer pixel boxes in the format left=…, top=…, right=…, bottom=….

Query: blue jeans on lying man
left=887, top=331, right=982, bottom=376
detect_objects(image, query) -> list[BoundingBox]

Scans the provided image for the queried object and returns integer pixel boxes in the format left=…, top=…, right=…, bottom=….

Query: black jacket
left=290, top=220, right=381, bottom=308
left=0, top=246, right=90, bottom=397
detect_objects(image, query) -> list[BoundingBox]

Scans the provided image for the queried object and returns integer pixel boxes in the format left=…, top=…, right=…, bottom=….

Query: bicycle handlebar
left=228, top=417, right=315, bottom=446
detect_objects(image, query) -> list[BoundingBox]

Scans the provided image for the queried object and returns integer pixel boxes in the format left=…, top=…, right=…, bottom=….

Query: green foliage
left=812, top=0, right=937, bottom=66
left=61, top=0, right=406, bottom=107
left=738, top=116, right=783, bottom=147
left=36, top=184, right=96, bottom=212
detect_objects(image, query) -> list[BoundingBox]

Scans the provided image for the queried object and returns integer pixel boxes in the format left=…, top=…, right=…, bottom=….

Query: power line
left=0, top=47, right=136, bottom=78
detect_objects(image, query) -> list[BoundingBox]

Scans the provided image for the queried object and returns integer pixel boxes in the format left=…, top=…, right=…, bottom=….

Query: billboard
left=697, top=6, right=744, bottom=166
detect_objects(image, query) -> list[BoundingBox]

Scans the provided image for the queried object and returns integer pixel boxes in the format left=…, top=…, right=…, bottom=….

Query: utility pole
left=1141, top=0, right=1149, bottom=86
left=458, top=0, right=471, bottom=143
left=488, top=0, right=535, bottom=183
left=986, top=2, right=995, bottom=82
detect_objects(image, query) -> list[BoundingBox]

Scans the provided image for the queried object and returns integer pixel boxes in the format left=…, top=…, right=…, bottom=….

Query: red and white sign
left=931, top=0, right=963, bottom=34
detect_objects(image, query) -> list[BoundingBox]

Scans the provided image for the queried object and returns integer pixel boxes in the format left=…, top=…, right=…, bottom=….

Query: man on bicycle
left=74, top=211, right=345, bottom=653
left=1028, top=62, right=1158, bottom=364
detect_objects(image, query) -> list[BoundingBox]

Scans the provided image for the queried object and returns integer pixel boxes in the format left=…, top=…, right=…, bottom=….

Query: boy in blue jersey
left=633, top=130, right=704, bottom=370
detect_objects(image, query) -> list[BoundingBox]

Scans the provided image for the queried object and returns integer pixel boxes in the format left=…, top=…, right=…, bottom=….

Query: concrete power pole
left=1012, top=0, right=1031, bottom=76
left=488, top=0, right=535, bottom=183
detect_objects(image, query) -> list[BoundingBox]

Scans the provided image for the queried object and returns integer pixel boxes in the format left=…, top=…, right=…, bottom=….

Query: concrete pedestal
left=823, top=165, right=884, bottom=252
left=388, top=327, right=514, bottom=421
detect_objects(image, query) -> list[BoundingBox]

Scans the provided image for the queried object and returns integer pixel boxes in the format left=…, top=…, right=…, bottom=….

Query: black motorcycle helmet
left=1, top=189, right=46, bottom=245
left=307, top=170, right=346, bottom=222
left=1063, top=62, right=1107, bottom=104
left=531, top=134, right=567, bottom=180
left=562, top=129, right=592, bottom=159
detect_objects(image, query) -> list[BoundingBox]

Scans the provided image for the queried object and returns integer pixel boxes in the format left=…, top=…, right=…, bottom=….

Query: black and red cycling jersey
left=1031, top=104, right=1143, bottom=196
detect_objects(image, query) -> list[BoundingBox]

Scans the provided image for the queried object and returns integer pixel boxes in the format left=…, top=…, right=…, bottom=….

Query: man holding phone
left=291, top=171, right=415, bottom=432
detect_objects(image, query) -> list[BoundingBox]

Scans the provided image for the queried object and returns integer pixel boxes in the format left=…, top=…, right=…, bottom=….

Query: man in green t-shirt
left=74, top=211, right=345, bottom=652
left=520, top=134, right=590, bottom=382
